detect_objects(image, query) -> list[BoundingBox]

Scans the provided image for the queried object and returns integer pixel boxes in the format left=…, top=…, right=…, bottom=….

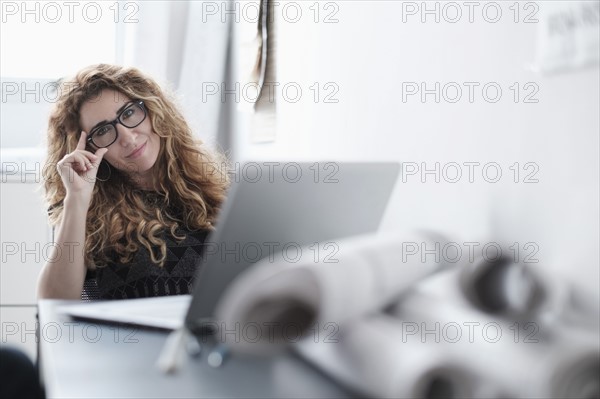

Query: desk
left=38, top=300, right=354, bottom=398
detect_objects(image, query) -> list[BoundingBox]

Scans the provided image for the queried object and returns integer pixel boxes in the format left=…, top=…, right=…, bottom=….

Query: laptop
left=59, top=162, right=400, bottom=331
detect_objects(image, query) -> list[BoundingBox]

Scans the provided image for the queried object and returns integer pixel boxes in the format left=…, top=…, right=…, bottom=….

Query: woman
left=38, top=64, right=229, bottom=300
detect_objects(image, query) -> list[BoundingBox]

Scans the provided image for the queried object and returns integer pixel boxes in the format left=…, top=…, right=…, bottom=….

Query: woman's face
left=79, top=89, right=161, bottom=188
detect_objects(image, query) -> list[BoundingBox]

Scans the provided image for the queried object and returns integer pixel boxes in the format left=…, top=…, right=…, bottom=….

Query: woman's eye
left=95, top=126, right=111, bottom=137
left=121, top=108, right=135, bottom=120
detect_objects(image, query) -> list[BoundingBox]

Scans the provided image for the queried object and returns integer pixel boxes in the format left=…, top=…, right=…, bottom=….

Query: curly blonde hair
left=44, top=64, right=229, bottom=270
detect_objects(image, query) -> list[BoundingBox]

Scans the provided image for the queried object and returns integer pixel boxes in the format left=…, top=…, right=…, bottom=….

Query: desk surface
left=38, top=300, right=354, bottom=399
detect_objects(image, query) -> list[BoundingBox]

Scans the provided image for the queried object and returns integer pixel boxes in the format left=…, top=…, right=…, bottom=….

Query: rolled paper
left=458, top=255, right=545, bottom=317
left=214, top=231, right=455, bottom=354
left=410, top=256, right=598, bottom=332
left=546, top=350, right=600, bottom=399
left=296, top=314, right=476, bottom=399
left=390, top=286, right=600, bottom=399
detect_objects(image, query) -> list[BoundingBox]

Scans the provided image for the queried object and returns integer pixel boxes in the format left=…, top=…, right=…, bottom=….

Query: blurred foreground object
left=535, top=1, right=600, bottom=73
left=0, top=346, right=45, bottom=399
left=215, top=231, right=454, bottom=354
left=215, top=232, right=600, bottom=398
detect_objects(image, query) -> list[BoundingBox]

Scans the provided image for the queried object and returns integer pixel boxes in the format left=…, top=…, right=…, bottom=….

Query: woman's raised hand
left=56, top=131, right=108, bottom=204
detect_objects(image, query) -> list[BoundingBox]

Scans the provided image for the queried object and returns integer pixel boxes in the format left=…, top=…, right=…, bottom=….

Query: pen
left=156, top=327, right=189, bottom=374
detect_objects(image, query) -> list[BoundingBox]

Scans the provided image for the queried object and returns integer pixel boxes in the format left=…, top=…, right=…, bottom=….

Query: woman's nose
left=116, top=124, right=137, bottom=147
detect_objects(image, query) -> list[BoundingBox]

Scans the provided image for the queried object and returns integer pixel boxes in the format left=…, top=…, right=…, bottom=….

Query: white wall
left=232, top=2, right=599, bottom=299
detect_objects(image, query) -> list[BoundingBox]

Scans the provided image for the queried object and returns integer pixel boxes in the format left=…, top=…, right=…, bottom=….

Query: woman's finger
left=92, top=148, right=108, bottom=167
left=65, top=149, right=100, bottom=168
left=83, top=148, right=109, bottom=181
left=76, top=131, right=87, bottom=150
left=73, top=150, right=99, bottom=165
left=62, top=153, right=90, bottom=173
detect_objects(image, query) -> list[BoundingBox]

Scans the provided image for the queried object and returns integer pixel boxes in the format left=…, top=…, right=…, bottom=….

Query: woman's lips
left=127, top=142, right=146, bottom=159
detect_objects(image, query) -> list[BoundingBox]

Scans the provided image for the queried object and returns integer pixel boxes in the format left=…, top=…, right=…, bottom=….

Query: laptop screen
left=185, top=161, right=400, bottom=328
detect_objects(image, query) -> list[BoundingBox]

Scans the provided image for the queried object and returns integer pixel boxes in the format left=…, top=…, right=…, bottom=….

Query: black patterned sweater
left=82, top=192, right=210, bottom=300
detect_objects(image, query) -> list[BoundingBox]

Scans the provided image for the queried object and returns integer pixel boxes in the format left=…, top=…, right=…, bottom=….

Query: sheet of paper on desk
left=57, top=294, right=192, bottom=330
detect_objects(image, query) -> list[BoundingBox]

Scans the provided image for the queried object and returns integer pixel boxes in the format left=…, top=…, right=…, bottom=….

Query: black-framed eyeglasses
left=87, top=100, right=147, bottom=148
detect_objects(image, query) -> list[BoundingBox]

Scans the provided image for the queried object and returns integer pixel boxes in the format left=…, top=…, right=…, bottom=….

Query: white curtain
left=120, top=1, right=232, bottom=150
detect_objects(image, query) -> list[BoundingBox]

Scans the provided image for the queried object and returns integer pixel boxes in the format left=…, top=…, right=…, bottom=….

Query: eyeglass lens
left=91, top=102, right=146, bottom=148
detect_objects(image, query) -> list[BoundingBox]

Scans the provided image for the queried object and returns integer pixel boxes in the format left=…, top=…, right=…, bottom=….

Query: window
left=1, top=1, right=119, bottom=148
